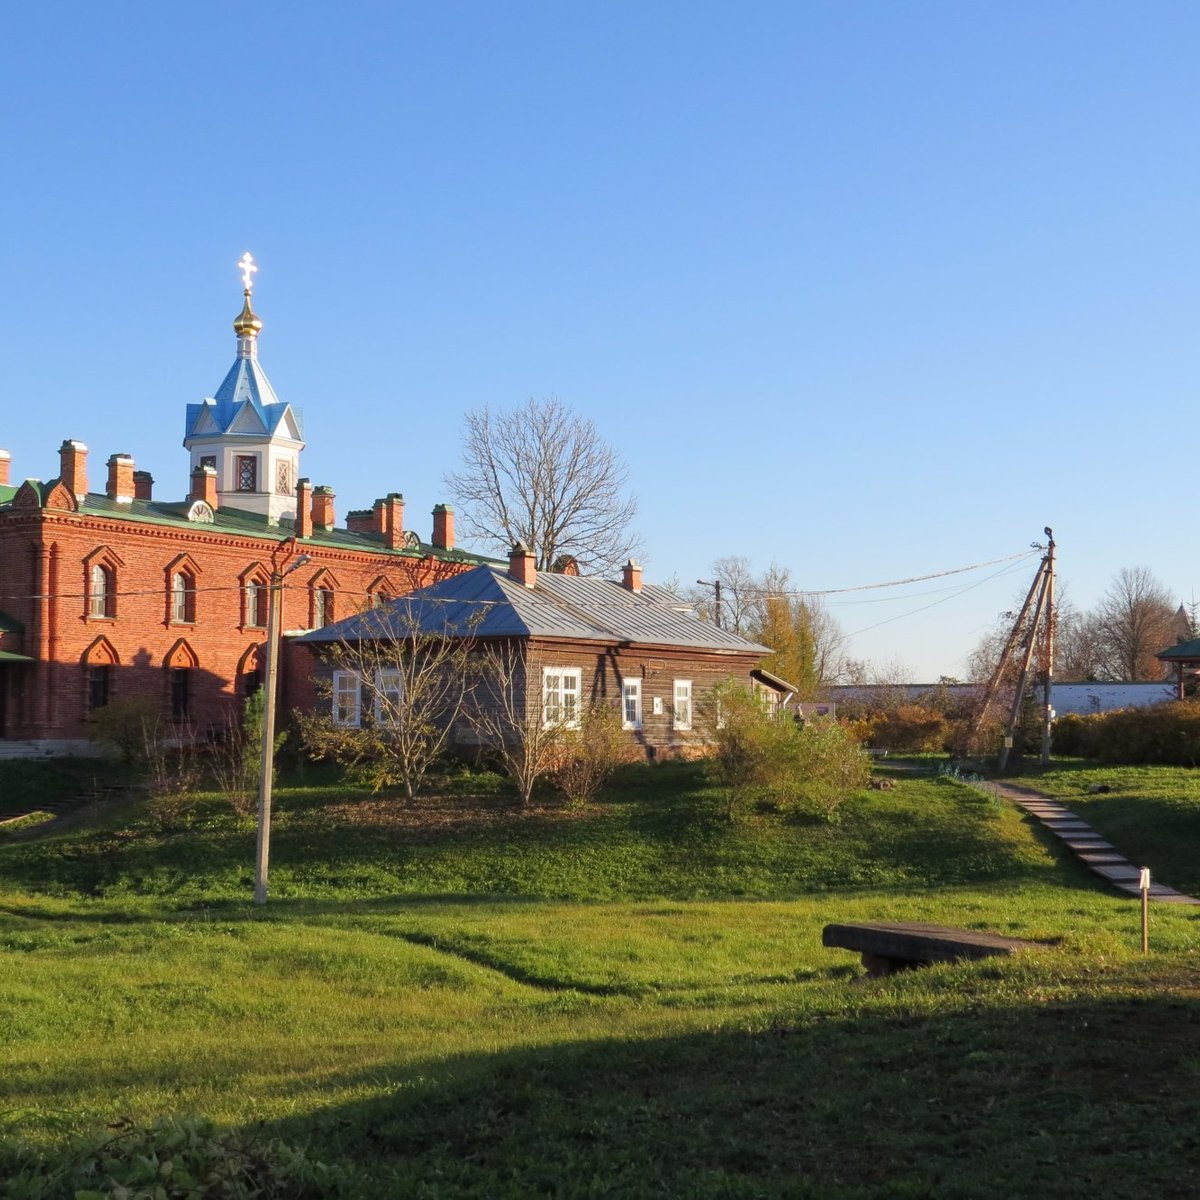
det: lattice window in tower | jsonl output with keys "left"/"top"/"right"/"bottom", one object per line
{"left": 276, "top": 459, "right": 292, "bottom": 495}
{"left": 236, "top": 455, "right": 257, "bottom": 492}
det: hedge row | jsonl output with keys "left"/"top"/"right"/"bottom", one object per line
{"left": 1053, "top": 698, "right": 1200, "bottom": 765}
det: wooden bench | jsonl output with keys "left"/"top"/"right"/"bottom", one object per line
{"left": 822, "top": 921, "right": 1043, "bottom": 977}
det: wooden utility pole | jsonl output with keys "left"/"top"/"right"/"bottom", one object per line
{"left": 696, "top": 578, "right": 723, "bottom": 629}
{"left": 998, "top": 562, "right": 1051, "bottom": 772}
{"left": 255, "top": 551, "right": 310, "bottom": 906}
{"left": 1040, "top": 529, "right": 1056, "bottom": 764}
{"left": 968, "top": 529, "right": 1058, "bottom": 768}
{"left": 254, "top": 569, "right": 283, "bottom": 906}
{"left": 971, "top": 557, "right": 1048, "bottom": 747}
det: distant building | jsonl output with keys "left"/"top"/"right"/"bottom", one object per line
{"left": 828, "top": 682, "right": 1175, "bottom": 716}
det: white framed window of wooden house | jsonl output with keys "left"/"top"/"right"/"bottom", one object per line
{"left": 673, "top": 679, "right": 693, "bottom": 731}
{"left": 332, "top": 670, "right": 361, "bottom": 728}
{"left": 542, "top": 666, "right": 582, "bottom": 728}
{"left": 622, "top": 677, "right": 642, "bottom": 730}
{"left": 373, "top": 668, "right": 403, "bottom": 726}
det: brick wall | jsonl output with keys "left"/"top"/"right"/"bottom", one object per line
{"left": 0, "top": 507, "right": 476, "bottom": 742}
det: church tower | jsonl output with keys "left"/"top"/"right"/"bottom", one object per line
{"left": 183, "top": 254, "right": 305, "bottom": 523}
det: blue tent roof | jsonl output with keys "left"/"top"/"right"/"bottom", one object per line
{"left": 184, "top": 354, "right": 303, "bottom": 440}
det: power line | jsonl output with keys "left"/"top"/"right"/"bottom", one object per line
{"left": 845, "top": 558, "right": 1035, "bottom": 638}
{"left": 710, "top": 548, "right": 1040, "bottom": 599}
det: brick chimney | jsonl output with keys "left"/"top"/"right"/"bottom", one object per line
{"left": 345, "top": 508, "right": 374, "bottom": 534}
{"left": 622, "top": 558, "right": 643, "bottom": 593}
{"left": 432, "top": 503, "right": 454, "bottom": 551}
{"left": 311, "top": 485, "right": 335, "bottom": 531}
{"left": 133, "top": 470, "right": 154, "bottom": 501}
{"left": 59, "top": 439, "right": 88, "bottom": 499}
{"left": 508, "top": 540, "right": 536, "bottom": 588}
{"left": 295, "top": 478, "right": 313, "bottom": 538}
{"left": 106, "top": 453, "right": 135, "bottom": 503}
{"left": 0, "top": 450, "right": 10, "bottom": 487}
{"left": 384, "top": 493, "right": 405, "bottom": 549}
{"left": 190, "top": 464, "right": 218, "bottom": 507}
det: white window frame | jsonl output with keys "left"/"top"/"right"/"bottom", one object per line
{"left": 170, "top": 571, "right": 193, "bottom": 624}
{"left": 89, "top": 563, "right": 110, "bottom": 619}
{"left": 673, "top": 679, "right": 693, "bottom": 731}
{"left": 332, "top": 670, "right": 362, "bottom": 728}
{"left": 622, "top": 677, "right": 642, "bottom": 730}
{"left": 373, "top": 667, "right": 404, "bottom": 726}
{"left": 542, "top": 666, "right": 582, "bottom": 729}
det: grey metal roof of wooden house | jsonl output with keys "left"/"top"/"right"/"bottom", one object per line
{"left": 297, "top": 564, "right": 770, "bottom": 654}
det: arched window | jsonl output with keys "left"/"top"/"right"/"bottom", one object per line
{"left": 83, "top": 548, "right": 122, "bottom": 620}
{"left": 244, "top": 577, "right": 268, "bottom": 628}
{"left": 165, "top": 640, "right": 198, "bottom": 722}
{"left": 314, "top": 587, "right": 334, "bottom": 627}
{"left": 308, "top": 570, "right": 339, "bottom": 630}
{"left": 171, "top": 571, "right": 195, "bottom": 624}
{"left": 81, "top": 636, "right": 119, "bottom": 714}
{"left": 89, "top": 564, "right": 113, "bottom": 619}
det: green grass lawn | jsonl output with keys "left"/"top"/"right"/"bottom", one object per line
{"left": 1, "top": 760, "right": 1199, "bottom": 1197}
{"left": 1004, "top": 759, "right": 1200, "bottom": 896}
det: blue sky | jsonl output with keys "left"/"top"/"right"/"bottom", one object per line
{"left": 2, "top": 2, "right": 1197, "bottom": 678}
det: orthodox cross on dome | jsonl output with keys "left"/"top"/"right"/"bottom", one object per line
{"left": 238, "top": 252, "right": 258, "bottom": 293}
{"left": 233, "top": 252, "right": 264, "bottom": 354}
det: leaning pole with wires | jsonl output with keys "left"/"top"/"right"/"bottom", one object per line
{"left": 1039, "top": 530, "right": 1056, "bottom": 764}
{"left": 970, "top": 528, "right": 1055, "bottom": 769}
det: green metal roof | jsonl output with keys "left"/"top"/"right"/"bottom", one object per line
{"left": 1157, "top": 639, "right": 1200, "bottom": 661}
{"left": 0, "top": 650, "right": 34, "bottom": 663}
{"left": 0, "top": 487, "right": 500, "bottom": 567}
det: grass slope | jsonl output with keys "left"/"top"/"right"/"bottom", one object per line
{"left": 1004, "top": 760, "right": 1200, "bottom": 896}
{"left": 1, "top": 761, "right": 1198, "bottom": 1197}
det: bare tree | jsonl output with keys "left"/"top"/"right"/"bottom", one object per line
{"left": 1053, "top": 601, "right": 1105, "bottom": 682}
{"left": 464, "top": 643, "right": 572, "bottom": 806}
{"left": 689, "top": 557, "right": 847, "bottom": 688}
{"left": 1091, "top": 567, "right": 1177, "bottom": 681}
{"left": 445, "top": 398, "right": 639, "bottom": 574}
{"left": 297, "top": 602, "right": 480, "bottom": 804}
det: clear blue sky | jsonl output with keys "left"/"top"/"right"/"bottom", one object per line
{"left": 2, "top": 2, "right": 1197, "bottom": 679}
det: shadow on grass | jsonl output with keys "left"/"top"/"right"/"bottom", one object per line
{"left": 253, "top": 987, "right": 1200, "bottom": 1199}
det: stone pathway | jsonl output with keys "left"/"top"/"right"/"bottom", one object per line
{"left": 989, "top": 780, "right": 1200, "bottom": 906}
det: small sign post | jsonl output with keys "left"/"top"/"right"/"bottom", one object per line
{"left": 1139, "top": 867, "right": 1151, "bottom": 954}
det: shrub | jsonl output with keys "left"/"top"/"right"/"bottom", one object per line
{"left": 86, "top": 697, "right": 160, "bottom": 763}
{"left": 1050, "top": 712, "right": 1102, "bottom": 757}
{"left": 550, "top": 701, "right": 634, "bottom": 805}
{"left": 868, "top": 704, "right": 949, "bottom": 753}
{"left": 706, "top": 683, "right": 870, "bottom": 820}
{"left": 210, "top": 691, "right": 286, "bottom": 817}
{"left": 786, "top": 716, "right": 872, "bottom": 819}
{"left": 1050, "top": 700, "right": 1200, "bottom": 765}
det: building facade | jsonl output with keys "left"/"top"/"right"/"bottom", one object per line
{"left": 0, "top": 270, "right": 493, "bottom": 753}
{"left": 299, "top": 545, "right": 787, "bottom": 760}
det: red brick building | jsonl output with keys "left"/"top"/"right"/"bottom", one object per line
{"left": 0, "top": 273, "right": 493, "bottom": 753}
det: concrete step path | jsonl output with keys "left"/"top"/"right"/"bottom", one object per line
{"left": 988, "top": 780, "right": 1200, "bottom": 906}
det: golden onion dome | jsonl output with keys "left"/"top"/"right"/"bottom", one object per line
{"left": 233, "top": 289, "right": 263, "bottom": 338}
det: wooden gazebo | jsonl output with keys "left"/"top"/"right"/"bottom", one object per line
{"left": 1156, "top": 639, "right": 1200, "bottom": 700}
